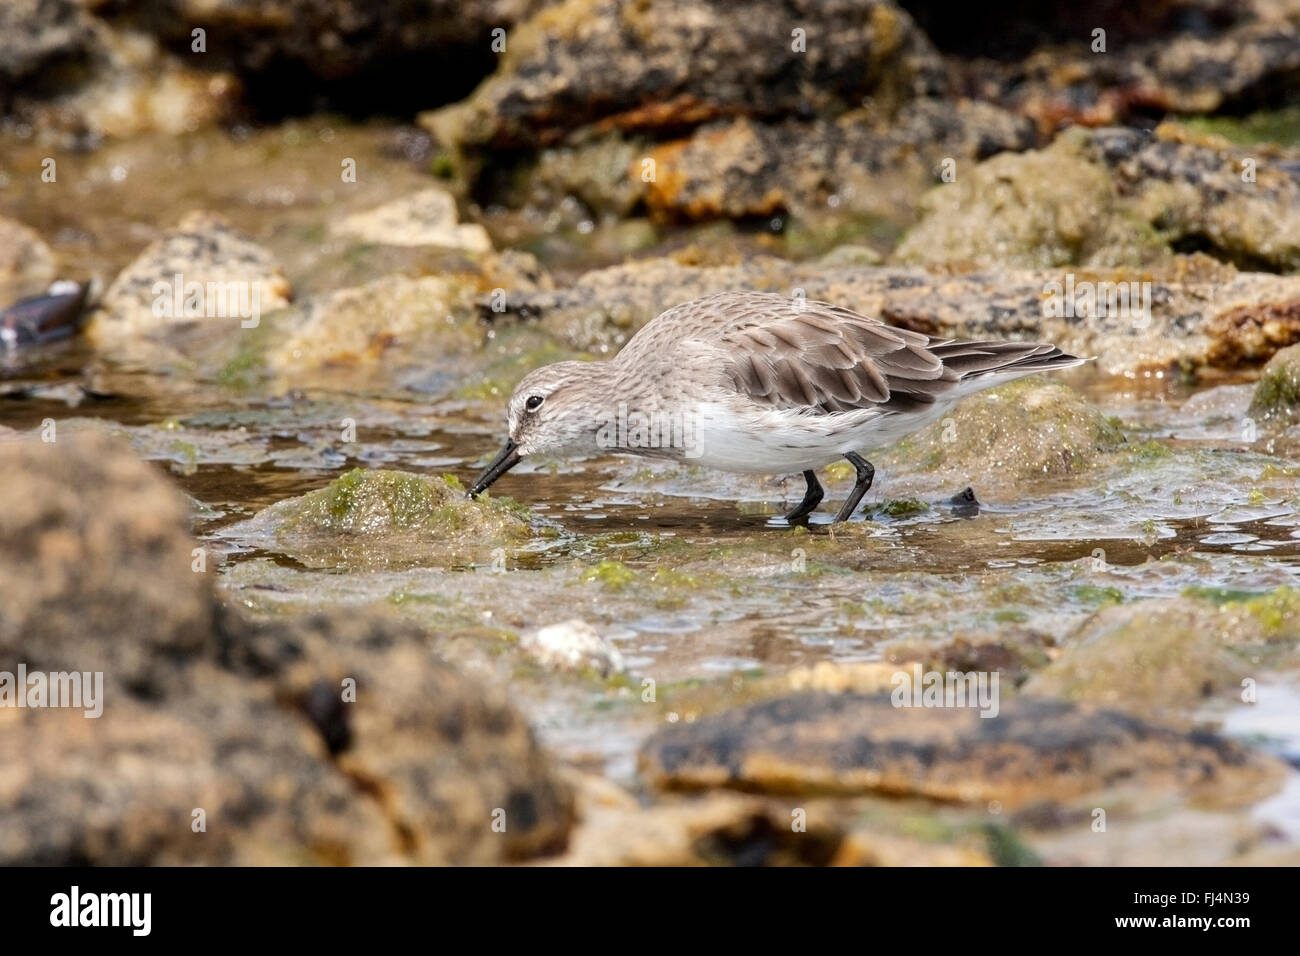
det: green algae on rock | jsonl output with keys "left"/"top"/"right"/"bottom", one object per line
{"left": 1248, "top": 343, "right": 1300, "bottom": 426}
{"left": 893, "top": 129, "right": 1168, "bottom": 270}
{"left": 895, "top": 124, "right": 1300, "bottom": 272}
{"left": 221, "top": 468, "right": 546, "bottom": 569}
{"left": 881, "top": 380, "right": 1127, "bottom": 499}
{"left": 1022, "top": 597, "right": 1254, "bottom": 715}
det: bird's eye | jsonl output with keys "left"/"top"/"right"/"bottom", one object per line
{"left": 524, "top": 395, "right": 544, "bottom": 412}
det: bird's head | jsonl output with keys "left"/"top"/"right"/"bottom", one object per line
{"left": 468, "top": 361, "right": 605, "bottom": 496}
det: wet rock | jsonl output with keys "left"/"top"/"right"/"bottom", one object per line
{"left": 269, "top": 274, "right": 477, "bottom": 374}
{"left": 220, "top": 467, "right": 545, "bottom": 570}
{"left": 522, "top": 620, "right": 625, "bottom": 676}
{"left": 330, "top": 188, "right": 492, "bottom": 253}
{"left": 498, "top": 252, "right": 1300, "bottom": 374}
{"left": 424, "top": 0, "right": 946, "bottom": 152}
{"left": 1248, "top": 343, "right": 1300, "bottom": 427}
{"left": 0, "top": 429, "right": 213, "bottom": 698}
{"left": 0, "top": 216, "right": 56, "bottom": 293}
{"left": 90, "top": 211, "right": 292, "bottom": 342}
{"left": 640, "top": 692, "right": 1284, "bottom": 808}
{"left": 881, "top": 380, "right": 1127, "bottom": 498}
{"left": 1022, "top": 598, "right": 1252, "bottom": 715}
{"left": 896, "top": 125, "right": 1300, "bottom": 271}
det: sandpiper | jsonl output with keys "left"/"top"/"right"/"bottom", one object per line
{"left": 470, "top": 291, "right": 1084, "bottom": 523}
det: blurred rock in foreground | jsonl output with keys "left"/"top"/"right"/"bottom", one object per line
{"left": 0, "top": 430, "right": 574, "bottom": 864}
{"left": 640, "top": 691, "right": 1285, "bottom": 809}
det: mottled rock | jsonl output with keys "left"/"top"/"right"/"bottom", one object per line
{"left": 0, "top": 429, "right": 213, "bottom": 698}
{"left": 550, "top": 775, "right": 844, "bottom": 866}
{"left": 640, "top": 692, "right": 1284, "bottom": 808}
{"left": 0, "top": 604, "right": 578, "bottom": 865}
{"left": 220, "top": 467, "right": 545, "bottom": 570}
{"left": 522, "top": 620, "right": 625, "bottom": 676}
{"left": 0, "top": 664, "right": 397, "bottom": 865}
{"left": 881, "top": 380, "right": 1127, "bottom": 496}
{"left": 1248, "top": 342, "right": 1300, "bottom": 426}
{"left": 216, "top": 608, "right": 577, "bottom": 864}
{"left": 1023, "top": 598, "right": 1252, "bottom": 715}
{"left": 0, "top": 433, "right": 574, "bottom": 864}
{"left": 1099, "top": 124, "right": 1300, "bottom": 272}
{"left": 493, "top": 252, "right": 1300, "bottom": 374}
{"left": 425, "top": 0, "right": 946, "bottom": 151}
{"left": 269, "top": 274, "right": 477, "bottom": 373}
{"left": 331, "top": 188, "right": 492, "bottom": 252}
{"left": 132, "top": 0, "right": 546, "bottom": 81}
{"left": 897, "top": 125, "right": 1300, "bottom": 272}
{"left": 894, "top": 130, "right": 1167, "bottom": 269}
{"left": 0, "top": 216, "right": 56, "bottom": 299}
{"left": 91, "top": 211, "right": 291, "bottom": 342}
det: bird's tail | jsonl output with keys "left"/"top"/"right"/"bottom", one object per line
{"left": 931, "top": 340, "right": 1087, "bottom": 396}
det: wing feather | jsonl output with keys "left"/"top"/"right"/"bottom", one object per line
{"left": 717, "top": 296, "right": 958, "bottom": 414}
{"left": 636, "top": 292, "right": 1081, "bottom": 417}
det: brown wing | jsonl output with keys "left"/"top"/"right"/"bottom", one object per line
{"left": 716, "top": 296, "right": 1078, "bottom": 415}
{"left": 718, "top": 299, "right": 958, "bottom": 415}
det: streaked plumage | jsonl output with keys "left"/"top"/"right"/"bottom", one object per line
{"left": 471, "top": 291, "right": 1084, "bottom": 522}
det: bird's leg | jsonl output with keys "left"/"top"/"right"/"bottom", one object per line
{"left": 782, "top": 470, "right": 824, "bottom": 523}
{"left": 832, "top": 452, "right": 875, "bottom": 523}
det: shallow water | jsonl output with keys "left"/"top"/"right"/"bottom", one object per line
{"left": 6, "top": 339, "right": 1300, "bottom": 780}
{"left": 5, "top": 117, "right": 1300, "bottom": 864}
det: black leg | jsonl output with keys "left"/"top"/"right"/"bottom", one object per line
{"left": 782, "top": 470, "right": 824, "bottom": 522}
{"left": 832, "top": 452, "right": 875, "bottom": 523}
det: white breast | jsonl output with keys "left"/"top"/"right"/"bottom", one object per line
{"left": 683, "top": 399, "right": 954, "bottom": 474}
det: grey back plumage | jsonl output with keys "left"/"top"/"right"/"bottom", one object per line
{"left": 620, "top": 291, "right": 1081, "bottom": 416}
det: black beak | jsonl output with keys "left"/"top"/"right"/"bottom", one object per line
{"left": 468, "top": 439, "right": 521, "bottom": 497}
